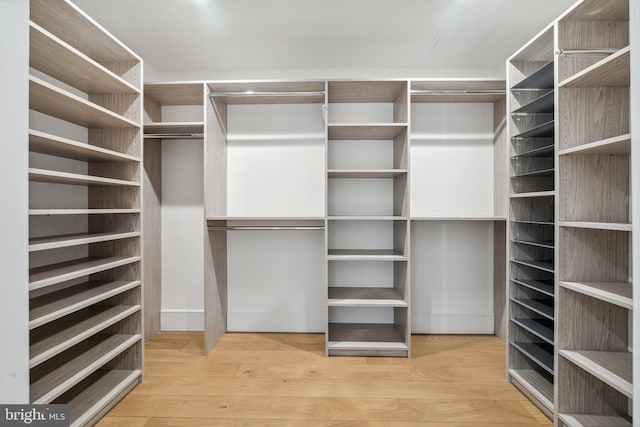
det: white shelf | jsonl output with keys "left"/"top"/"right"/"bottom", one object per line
{"left": 328, "top": 249, "right": 407, "bottom": 261}
{"left": 29, "top": 280, "right": 141, "bottom": 329}
{"left": 30, "top": 209, "right": 141, "bottom": 216}
{"left": 328, "top": 323, "right": 408, "bottom": 351}
{"left": 559, "top": 350, "right": 632, "bottom": 398}
{"left": 510, "top": 191, "right": 555, "bottom": 199}
{"left": 29, "top": 22, "right": 139, "bottom": 95}
{"left": 328, "top": 169, "right": 408, "bottom": 178}
{"left": 328, "top": 123, "right": 408, "bottom": 140}
{"left": 560, "top": 281, "right": 632, "bottom": 310}
{"left": 328, "top": 287, "right": 407, "bottom": 307}
{"left": 30, "top": 305, "right": 140, "bottom": 367}
{"left": 558, "top": 414, "right": 632, "bottom": 427}
{"left": 29, "top": 76, "right": 139, "bottom": 129}
{"left": 29, "top": 130, "right": 139, "bottom": 162}
{"left": 29, "top": 168, "right": 139, "bottom": 187}
{"left": 29, "top": 256, "right": 140, "bottom": 291}
{"left": 29, "top": 231, "right": 140, "bottom": 252}
{"left": 30, "top": 334, "right": 141, "bottom": 404}
{"left": 558, "top": 222, "right": 632, "bottom": 232}
{"left": 68, "top": 369, "right": 141, "bottom": 427}
{"left": 559, "top": 46, "right": 630, "bottom": 88}
{"left": 559, "top": 134, "right": 631, "bottom": 156}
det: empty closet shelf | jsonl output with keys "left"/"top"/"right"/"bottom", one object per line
{"left": 511, "top": 298, "right": 554, "bottom": 320}
{"left": 559, "top": 134, "right": 631, "bottom": 156}
{"left": 327, "top": 124, "right": 407, "bottom": 140}
{"left": 558, "top": 222, "right": 632, "bottom": 232}
{"left": 328, "top": 287, "right": 407, "bottom": 307}
{"left": 510, "top": 258, "right": 554, "bottom": 273}
{"left": 30, "top": 334, "right": 141, "bottom": 404}
{"left": 512, "top": 279, "right": 554, "bottom": 297}
{"left": 511, "top": 342, "right": 554, "bottom": 375}
{"left": 511, "top": 318, "right": 554, "bottom": 344}
{"left": 511, "top": 144, "right": 554, "bottom": 158}
{"left": 559, "top": 46, "right": 630, "bottom": 88}
{"left": 29, "top": 231, "right": 140, "bottom": 252}
{"left": 328, "top": 169, "right": 408, "bottom": 178}
{"left": 29, "top": 209, "right": 141, "bottom": 216}
{"left": 559, "top": 350, "right": 632, "bottom": 398}
{"left": 557, "top": 414, "right": 632, "bottom": 427}
{"left": 29, "top": 130, "right": 139, "bottom": 162}
{"left": 144, "top": 122, "right": 204, "bottom": 136}
{"left": 511, "top": 168, "right": 554, "bottom": 178}
{"left": 512, "top": 61, "right": 554, "bottom": 89}
{"left": 508, "top": 369, "right": 554, "bottom": 409}
{"left": 327, "top": 249, "right": 407, "bottom": 261}
{"left": 511, "top": 239, "right": 554, "bottom": 249}
{"left": 510, "top": 191, "right": 555, "bottom": 199}
{"left": 512, "top": 90, "right": 554, "bottom": 114}
{"left": 559, "top": 281, "right": 632, "bottom": 310}
{"left": 29, "top": 168, "right": 140, "bottom": 187}
{"left": 328, "top": 323, "right": 408, "bottom": 350}
{"left": 30, "top": 305, "right": 141, "bottom": 368}
{"left": 512, "top": 219, "right": 554, "bottom": 226}
{"left": 512, "top": 121, "right": 554, "bottom": 139}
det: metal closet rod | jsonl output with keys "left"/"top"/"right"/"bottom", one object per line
{"left": 557, "top": 48, "right": 619, "bottom": 56}
{"left": 209, "top": 90, "right": 325, "bottom": 97}
{"left": 208, "top": 226, "right": 325, "bottom": 231}
{"left": 410, "top": 89, "right": 505, "bottom": 95}
{"left": 144, "top": 133, "right": 204, "bottom": 139}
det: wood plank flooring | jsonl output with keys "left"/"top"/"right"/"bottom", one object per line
{"left": 97, "top": 332, "right": 551, "bottom": 426}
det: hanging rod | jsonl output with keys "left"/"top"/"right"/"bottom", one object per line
{"left": 208, "top": 226, "right": 325, "bottom": 231}
{"left": 144, "top": 133, "right": 204, "bottom": 139}
{"left": 557, "top": 48, "right": 619, "bottom": 57}
{"left": 209, "top": 90, "right": 325, "bottom": 98}
{"left": 410, "top": 89, "right": 505, "bottom": 95}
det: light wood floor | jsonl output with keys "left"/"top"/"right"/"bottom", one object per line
{"left": 97, "top": 332, "right": 552, "bottom": 426}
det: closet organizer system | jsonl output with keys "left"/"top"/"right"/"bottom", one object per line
{"left": 506, "top": 0, "right": 636, "bottom": 424}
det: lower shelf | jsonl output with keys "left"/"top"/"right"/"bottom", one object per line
{"left": 509, "top": 369, "right": 554, "bottom": 412}
{"left": 328, "top": 323, "right": 408, "bottom": 357}
{"left": 511, "top": 341, "right": 554, "bottom": 375}
{"left": 328, "top": 287, "right": 407, "bottom": 307}
{"left": 328, "top": 249, "right": 407, "bottom": 261}
{"left": 558, "top": 413, "right": 632, "bottom": 427}
{"left": 559, "top": 350, "right": 632, "bottom": 398}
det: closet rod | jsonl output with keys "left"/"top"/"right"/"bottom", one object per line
{"left": 410, "top": 89, "right": 505, "bottom": 95}
{"left": 208, "top": 226, "right": 325, "bottom": 231}
{"left": 209, "top": 90, "right": 325, "bottom": 98}
{"left": 144, "top": 133, "right": 204, "bottom": 139}
{"left": 556, "top": 48, "right": 619, "bottom": 56}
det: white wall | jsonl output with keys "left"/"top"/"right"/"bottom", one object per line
{"left": 0, "top": 0, "right": 29, "bottom": 403}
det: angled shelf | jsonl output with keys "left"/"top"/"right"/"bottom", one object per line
{"left": 512, "top": 239, "right": 554, "bottom": 249}
{"left": 511, "top": 258, "right": 554, "bottom": 273}
{"left": 512, "top": 279, "right": 554, "bottom": 297}
{"left": 328, "top": 124, "right": 408, "bottom": 140}
{"left": 559, "top": 46, "right": 630, "bottom": 88}
{"left": 508, "top": 369, "right": 554, "bottom": 411}
{"left": 327, "top": 249, "right": 407, "bottom": 261}
{"left": 29, "top": 130, "right": 139, "bottom": 162}
{"left": 559, "top": 134, "right": 631, "bottom": 156}
{"left": 559, "top": 350, "right": 632, "bottom": 398}
{"left": 513, "top": 90, "right": 554, "bottom": 114}
{"left": 511, "top": 297, "right": 554, "bottom": 320}
{"left": 512, "top": 61, "right": 554, "bottom": 89}
{"left": 557, "top": 414, "right": 632, "bottom": 427}
{"left": 327, "top": 169, "right": 408, "bottom": 178}
{"left": 29, "top": 232, "right": 140, "bottom": 252}
{"left": 512, "top": 120, "right": 554, "bottom": 139}
{"left": 510, "top": 191, "right": 555, "bottom": 199}
{"left": 511, "top": 168, "right": 554, "bottom": 178}
{"left": 328, "top": 287, "right": 406, "bottom": 307}
{"left": 511, "top": 341, "right": 554, "bottom": 375}
{"left": 511, "top": 318, "right": 554, "bottom": 344}
{"left": 511, "top": 144, "right": 554, "bottom": 158}
{"left": 29, "top": 168, "right": 140, "bottom": 187}
{"left": 559, "top": 281, "right": 632, "bottom": 310}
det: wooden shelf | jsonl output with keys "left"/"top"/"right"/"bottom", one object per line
{"left": 511, "top": 318, "right": 554, "bottom": 344}
{"left": 29, "top": 23, "right": 139, "bottom": 95}
{"left": 144, "top": 82, "right": 204, "bottom": 105}
{"left": 512, "top": 120, "right": 554, "bottom": 139}
{"left": 512, "top": 239, "right": 554, "bottom": 249}
{"left": 328, "top": 323, "right": 408, "bottom": 351}
{"left": 558, "top": 222, "right": 632, "bottom": 232}
{"left": 511, "top": 258, "right": 554, "bottom": 273}
{"left": 512, "top": 168, "right": 554, "bottom": 178}
{"left": 328, "top": 124, "right": 407, "bottom": 140}
{"left": 208, "top": 81, "right": 325, "bottom": 104}
{"left": 328, "top": 169, "right": 407, "bottom": 178}
{"left": 513, "top": 90, "right": 554, "bottom": 114}
{"left": 511, "top": 297, "right": 554, "bottom": 320}
{"left": 29, "top": 130, "right": 139, "bottom": 162}
{"left": 508, "top": 369, "right": 554, "bottom": 411}
{"left": 328, "top": 287, "right": 406, "bottom": 307}
{"left": 67, "top": 369, "right": 141, "bottom": 427}
{"left": 411, "top": 80, "right": 505, "bottom": 103}
{"left": 560, "top": 0, "right": 629, "bottom": 21}
{"left": 30, "top": 334, "right": 141, "bottom": 404}
{"left": 30, "top": 305, "right": 140, "bottom": 368}
{"left": 559, "top": 134, "right": 631, "bottom": 156}
{"left": 29, "top": 168, "right": 139, "bottom": 188}
{"left": 511, "top": 191, "right": 555, "bottom": 199}
{"left": 511, "top": 144, "right": 554, "bottom": 158}
{"left": 328, "top": 81, "right": 406, "bottom": 103}
{"left": 559, "top": 350, "right": 632, "bottom": 398}
{"left": 30, "top": 280, "right": 141, "bottom": 329}
{"left": 29, "top": 256, "right": 140, "bottom": 291}
{"left": 29, "top": 76, "right": 139, "bottom": 129}
{"left": 512, "top": 279, "right": 554, "bottom": 297}
{"left": 558, "top": 414, "right": 632, "bottom": 427}
{"left": 328, "top": 216, "right": 407, "bottom": 221}
{"left": 513, "top": 61, "right": 554, "bottom": 90}
{"left": 328, "top": 249, "right": 407, "bottom": 261}
{"left": 559, "top": 281, "right": 632, "bottom": 310}
{"left": 144, "top": 122, "right": 204, "bottom": 135}
{"left": 30, "top": 209, "right": 141, "bottom": 216}
{"left": 559, "top": 47, "right": 630, "bottom": 88}
{"left": 30, "top": 231, "right": 140, "bottom": 252}
{"left": 512, "top": 220, "right": 554, "bottom": 226}
{"left": 511, "top": 341, "right": 554, "bottom": 375}
{"left": 412, "top": 216, "right": 507, "bottom": 221}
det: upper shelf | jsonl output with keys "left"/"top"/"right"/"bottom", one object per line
{"left": 29, "top": 130, "right": 139, "bottom": 162}
{"left": 560, "top": 0, "right": 628, "bottom": 21}
{"left": 512, "top": 91, "right": 554, "bottom": 114}
{"left": 144, "top": 122, "right": 205, "bottom": 136}
{"left": 30, "top": 23, "right": 139, "bottom": 95}
{"left": 559, "top": 134, "right": 631, "bottom": 156}
{"left": 328, "top": 81, "right": 406, "bottom": 103}
{"left": 560, "top": 47, "right": 630, "bottom": 88}
{"left": 29, "top": 168, "right": 140, "bottom": 187}
{"left": 145, "top": 82, "right": 204, "bottom": 106}
{"left": 410, "top": 80, "right": 505, "bottom": 103}
{"left": 512, "top": 120, "right": 554, "bottom": 139}
{"left": 328, "top": 124, "right": 407, "bottom": 140}
{"left": 208, "top": 81, "right": 325, "bottom": 104}
{"left": 29, "top": 76, "right": 140, "bottom": 129}
{"left": 512, "top": 62, "right": 554, "bottom": 90}
{"left": 328, "top": 169, "right": 407, "bottom": 178}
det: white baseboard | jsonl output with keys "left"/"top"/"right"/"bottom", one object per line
{"left": 227, "top": 311, "right": 325, "bottom": 333}
{"left": 412, "top": 312, "right": 494, "bottom": 334}
{"left": 161, "top": 309, "right": 204, "bottom": 331}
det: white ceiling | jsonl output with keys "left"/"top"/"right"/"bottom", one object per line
{"left": 73, "top": 0, "right": 574, "bottom": 76}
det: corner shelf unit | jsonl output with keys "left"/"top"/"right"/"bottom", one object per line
{"left": 326, "top": 81, "right": 410, "bottom": 357}
{"left": 27, "top": 0, "right": 143, "bottom": 424}
{"left": 506, "top": 24, "right": 557, "bottom": 416}
{"left": 556, "top": 0, "right": 633, "bottom": 425}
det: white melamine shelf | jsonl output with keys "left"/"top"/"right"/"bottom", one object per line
{"left": 328, "top": 287, "right": 407, "bottom": 307}
{"left": 559, "top": 350, "right": 632, "bottom": 398}
{"left": 29, "top": 23, "right": 139, "bottom": 95}
{"left": 328, "top": 249, "right": 407, "bottom": 261}
{"left": 559, "top": 46, "right": 630, "bottom": 88}
{"left": 411, "top": 216, "right": 507, "bottom": 221}
{"left": 328, "top": 323, "right": 408, "bottom": 351}
{"left": 557, "top": 414, "right": 632, "bottom": 427}
{"left": 328, "top": 216, "right": 407, "bottom": 221}
{"left": 144, "top": 122, "right": 204, "bottom": 135}
{"left": 558, "top": 222, "right": 632, "bottom": 232}
{"left": 29, "top": 231, "right": 140, "bottom": 252}
{"left": 29, "top": 256, "right": 141, "bottom": 291}
{"left": 29, "top": 76, "right": 139, "bottom": 129}
{"left": 327, "top": 124, "right": 408, "bottom": 140}
{"left": 30, "top": 209, "right": 141, "bottom": 216}
{"left": 29, "top": 168, "right": 139, "bottom": 188}
{"left": 30, "top": 305, "right": 140, "bottom": 368}
{"left": 29, "top": 130, "right": 139, "bottom": 162}
{"left": 508, "top": 369, "right": 554, "bottom": 411}
{"left": 328, "top": 169, "right": 408, "bottom": 178}
{"left": 30, "top": 334, "right": 141, "bottom": 404}
{"left": 560, "top": 281, "right": 632, "bottom": 310}
{"left": 68, "top": 369, "right": 141, "bottom": 427}
{"left": 29, "top": 280, "right": 141, "bottom": 329}
{"left": 559, "top": 134, "right": 631, "bottom": 156}
{"left": 510, "top": 191, "right": 555, "bottom": 199}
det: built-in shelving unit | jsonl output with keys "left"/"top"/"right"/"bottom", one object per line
{"left": 27, "top": 0, "right": 143, "bottom": 424}
{"left": 555, "top": 0, "right": 633, "bottom": 425}
{"left": 506, "top": 23, "right": 556, "bottom": 416}
{"left": 326, "top": 81, "right": 410, "bottom": 357}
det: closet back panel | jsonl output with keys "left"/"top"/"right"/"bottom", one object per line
{"left": 226, "top": 104, "right": 325, "bottom": 217}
